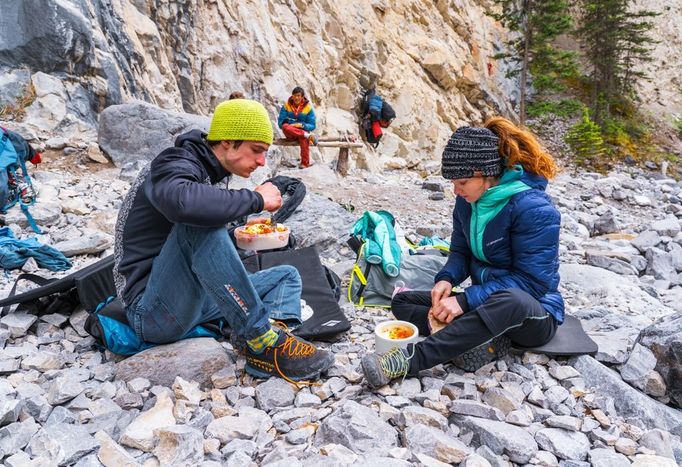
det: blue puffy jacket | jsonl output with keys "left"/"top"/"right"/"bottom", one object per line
{"left": 435, "top": 171, "right": 564, "bottom": 324}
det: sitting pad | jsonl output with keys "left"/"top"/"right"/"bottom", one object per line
{"left": 257, "top": 246, "right": 350, "bottom": 341}
{"left": 513, "top": 315, "right": 598, "bottom": 356}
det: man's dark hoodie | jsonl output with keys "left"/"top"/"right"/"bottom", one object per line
{"left": 113, "top": 130, "right": 264, "bottom": 308}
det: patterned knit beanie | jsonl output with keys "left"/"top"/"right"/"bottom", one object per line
{"left": 441, "top": 127, "right": 502, "bottom": 179}
{"left": 207, "top": 99, "right": 273, "bottom": 145}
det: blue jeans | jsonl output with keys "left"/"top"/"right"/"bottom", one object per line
{"left": 126, "top": 224, "right": 302, "bottom": 344}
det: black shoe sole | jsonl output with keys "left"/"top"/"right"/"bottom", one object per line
{"left": 245, "top": 351, "right": 334, "bottom": 381}
{"left": 453, "top": 335, "right": 512, "bottom": 372}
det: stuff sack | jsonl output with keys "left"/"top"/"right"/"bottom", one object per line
{"left": 348, "top": 240, "right": 447, "bottom": 308}
{"left": 85, "top": 298, "right": 222, "bottom": 356}
{"left": 0, "top": 128, "right": 42, "bottom": 233}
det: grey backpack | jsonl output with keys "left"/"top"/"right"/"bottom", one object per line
{"left": 347, "top": 241, "right": 447, "bottom": 308}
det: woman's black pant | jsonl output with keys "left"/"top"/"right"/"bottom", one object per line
{"left": 391, "top": 288, "right": 558, "bottom": 375}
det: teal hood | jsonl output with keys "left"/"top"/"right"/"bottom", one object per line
{"left": 470, "top": 166, "right": 530, "bottom": 262}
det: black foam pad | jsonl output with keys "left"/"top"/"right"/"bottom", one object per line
{"left": 514, "top": 315, "right": 598, "bottom": 356}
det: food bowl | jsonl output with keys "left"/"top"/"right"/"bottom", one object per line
{"left": 234, "top": 217, "right": 290, "bottom": 251}
{"left": 374, "top": 320, "right": 419, "bottom": 355}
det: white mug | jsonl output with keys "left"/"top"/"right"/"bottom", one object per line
{"left": 374, "top": 320, "right": 419, "bottom": 355}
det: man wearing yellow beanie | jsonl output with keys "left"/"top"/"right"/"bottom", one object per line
{"left": 114, "top": 99, "right": 333, "bottom": 382}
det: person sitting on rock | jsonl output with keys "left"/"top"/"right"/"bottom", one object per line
{"left": 277, "top": 86, "right": 318, "bottom": 169}
{"left": 361, "top": 117, "right": 563, "bottom": 388}
{"left": 113, "top": 99, "right": 334, "bottom": 383}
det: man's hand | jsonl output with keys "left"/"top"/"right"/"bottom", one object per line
{"left": 430, "top": 296, "right": 463, "bottom": 324}
{"left": 254, "top": 182, "right": 282, "bottom": 212}
{"left": 431, "top": 280, "right": 453, "bottom": 309}
{"left": 292, "top": 123, "right": 303, "bottom": 128}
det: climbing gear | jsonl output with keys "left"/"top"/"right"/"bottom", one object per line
{"left": 0, "top": 128, "right": 42, "bottom": 233}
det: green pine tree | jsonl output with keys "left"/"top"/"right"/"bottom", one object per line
{"left": 565, "top": 106, "right": 607, "bottom": 162}
{"left": 489, "top": 0, "right": 574, "bottom": 124}
{"left": 577, "top": 0, "right": 659, "bottom": 122}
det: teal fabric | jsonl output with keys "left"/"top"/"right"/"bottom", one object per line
{"left": 98, "top": 314, "right": 217, "bottom": 356}
{"left": 418, "top": 236, "right": 450, "bottom": 249}
{"left": 352, "top": 210, "right": 401, "bottom": 277}
{"left": 0, "top": 227, "right": 71, "bottom": 271}
{"left": 470, "top": 166, "right": 531, "bottom": 262}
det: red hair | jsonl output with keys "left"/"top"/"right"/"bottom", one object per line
{"left": 484, "top": 117, "right": 558, "bottom": 179}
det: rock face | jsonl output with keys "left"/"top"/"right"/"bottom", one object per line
{"left": 0, "top": 1, "right": 95, "bottom": 75}
{"left": 633, "top": 0, "right": 682, "bottom": 118}
{"left": 0, "top": 0, "right": 518, "bottom": 168}
{"left": 637, "top": 311, "right": 682, "bottom": 407}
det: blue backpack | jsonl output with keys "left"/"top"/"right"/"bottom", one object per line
{"left": 0, "top": 128, "right": 42, "bottom": 233}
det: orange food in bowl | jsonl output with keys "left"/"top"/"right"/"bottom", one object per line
{"left": 380, "top": 325, "right": 414, "bottom": 340}
{"left": 234, "top": 221, "right": 290, "bottom": 251}
{"left": 241, "top": 223, "right": 288, "bottom": 235}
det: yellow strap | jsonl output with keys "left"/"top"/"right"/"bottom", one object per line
{"left": 352, "top": 264, "right": 368, "bottom": 285}
{"left": 405, "top": 238, "right": 418, "bottom": 249}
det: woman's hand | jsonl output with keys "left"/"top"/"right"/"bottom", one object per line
{"left": 430, "top": 296, "right": 463, "bottom": 324}
{"left": 431, "top": 280, "right": 453, "bottom": 308}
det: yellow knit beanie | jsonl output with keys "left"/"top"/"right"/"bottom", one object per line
{"left": 207, "top": 99, "right": 273, "bottom": 145}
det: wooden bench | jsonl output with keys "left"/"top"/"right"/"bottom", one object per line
{"left": 273, "top": 135, "right": 364, "bottom": 176}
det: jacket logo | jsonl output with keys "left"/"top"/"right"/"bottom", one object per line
{"left": 486, "top": 237, "right": 504, "bottom": 247}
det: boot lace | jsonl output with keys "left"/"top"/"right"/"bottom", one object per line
{"left": 379, "top": 346, "right": 414, "bottom": 380}
{"left": 267, "top": 325, "right": 322, "bottom": 388}
{"left": 278, "top": 334, "right": 316, "bottom": 358}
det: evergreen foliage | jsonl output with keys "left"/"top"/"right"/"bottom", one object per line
{"left": 489, "top": 0, "right": 574, "bottom": 124}
{"left": 577, "top": 0, "right": 659, "bottom": 123}
{"left": 565, "top": 107, "right": 606, "bottom": 163}
{"left": 527, "top": 99, "right": 582, "bottom": 119}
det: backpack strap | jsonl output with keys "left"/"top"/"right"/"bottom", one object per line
{"left": 0, "top": 273, "right": 56, "bottom": 316}
{"left": 347, "top": 241, "right": 374, "bottom": 307}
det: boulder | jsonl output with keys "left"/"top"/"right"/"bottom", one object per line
{"left": 285, "top": 193, "right": 356, "bottom": 261}
{"left": 637, "top": 311, "right": 682, "bottom": 408}
{"left": 314, "top": 400, "right": 398, "bottom": 455}
{"left": 115, "top": 338, "right": 231, "bottom": 388}
{"left": 560, "top": 264, "right": 672, "bottom": 319}
{"left": 571, "top": 356, "right": 682, "bottom": 436}
{"left": 98, "top": 101, "right": 210, "bottom": 167}
{"left": 0, "top": 1, "right": 95, "bottom": 74}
